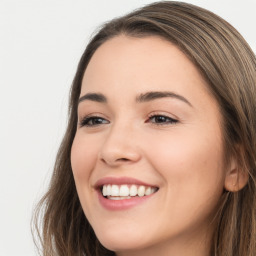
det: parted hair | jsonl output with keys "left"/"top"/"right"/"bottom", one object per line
{"left": 32, "top": 1, "right": 256, "bottom": 255}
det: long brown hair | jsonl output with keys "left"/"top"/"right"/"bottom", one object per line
{"left": 32, "top": 1, "right": 256, "bottom": 255}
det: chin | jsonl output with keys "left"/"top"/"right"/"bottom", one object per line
{"left": 95, "top": 228, "right": 150, "bottom": 252}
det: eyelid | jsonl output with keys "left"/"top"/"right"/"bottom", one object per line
{"left": 146, "top": 111, "right": 179, "bottom": 125}
{"left": 78, "top": 113, "right": 110, "bottom": 128}
{"left": 147, "top": 111, "right": 178, "bottom": 119}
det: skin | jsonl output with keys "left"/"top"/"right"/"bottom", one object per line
{"left": 71, "top": 36, "right": 238, "bottom": 256}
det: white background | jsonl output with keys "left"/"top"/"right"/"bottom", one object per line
{"left": 0, "top": 0, "right": 255, "bottom": 255}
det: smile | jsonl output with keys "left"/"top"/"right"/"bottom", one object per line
{"left": 95, "top": 177, "right": 159, "bottom": 210}
{"left": 102, "top": 184, "right": 158, "bottom": 199}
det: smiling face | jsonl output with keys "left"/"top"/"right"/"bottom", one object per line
{"left": 71, "top": 36, "right": 231, "bottom": 256}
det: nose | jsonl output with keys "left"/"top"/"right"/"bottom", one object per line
{"left": 99, "top": 123, "right": 141, "bottom": 167}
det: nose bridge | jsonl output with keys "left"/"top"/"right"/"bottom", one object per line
{"left": 99, "top": 117, "right": 141, "bottom": 166}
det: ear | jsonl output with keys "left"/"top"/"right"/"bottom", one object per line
{"left": 224, "top": 155, "right": 249, "bottom": 192}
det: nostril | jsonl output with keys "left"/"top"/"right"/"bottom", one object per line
{"left": 100, "top": 157, "right": 129, "bottom": 165}
{"left": 117, "top": 158, "right": 129, "bottom": 162}
{"left": 100, "top": 158, "right": 107, "bottom": 164}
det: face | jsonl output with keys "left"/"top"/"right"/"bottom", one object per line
{"left": 71, "top": 36, "right": 228, "bottom": 255}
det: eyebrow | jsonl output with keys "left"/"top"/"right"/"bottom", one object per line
{"left": 78, "top": 91, "right": 192, "bottom": 107}
{"left": 136, "top": 91, "right": 192, "bottom": 107}
{"left": 78, "top": 93, "right": 107, "bottom": 103}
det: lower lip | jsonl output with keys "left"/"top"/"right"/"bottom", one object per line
{"left": 97, "top": 190, "right": 156, "bottom": 211}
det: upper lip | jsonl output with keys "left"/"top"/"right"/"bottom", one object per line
{"left": 94, "top": 176, "right": 158, "bottom": 189}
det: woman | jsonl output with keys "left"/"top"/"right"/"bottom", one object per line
{"left": 33, "top": 1, "right": 256, "bottom": 255}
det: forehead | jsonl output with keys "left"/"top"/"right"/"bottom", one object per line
{"left": 81, "top": 35, "right": 215, "bottom": 108}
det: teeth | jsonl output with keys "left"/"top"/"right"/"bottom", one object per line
{"left": 138, "top": 186, "right": 145, "bottom": 197}
{"left": 120, "top": 185, "right": 130, "bottom": 196}
{"left": 102, "top": 185, "right": 107, "bottom": 196}
{"left": 101, "top": 184, "right": 157, "bottom": 198}
{"left": 107, "top": 184, "right": 112, "bottom": 196}
{"left": 152, "top": 187, "right": 157, "bottom": 193}
{"left": 130, "top": 185, "right": 137, "bottom": 196}
{"left": 108, "top": 196, "right": 131, "bottom": 200}
{"left": 111, "top": 185, "right": 119, "bottom": 196}
{"left": 145, "top": 187, "right": 152, "bottom": 196}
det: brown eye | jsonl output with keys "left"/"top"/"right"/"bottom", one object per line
{"left": 80, "top": 116, "right": 109, "bottom": 127}
{"left": 148, "top": 115, "right": 178, "bottom": 125}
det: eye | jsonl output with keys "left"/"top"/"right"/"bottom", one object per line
{"left": 79, "top": 116, "right": 109, "bottom": 127}
{"left": 147, "top": 114, "right": 178, "bottom": 125}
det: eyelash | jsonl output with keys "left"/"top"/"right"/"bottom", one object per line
{"left": 79, "top": 115, "right": 109, "bottom": 127}
{"left": 147, "top": 114, "right": 178, "bottom": 125}
{"left": 79, "top": 114, "right": 178, "bottom": 127}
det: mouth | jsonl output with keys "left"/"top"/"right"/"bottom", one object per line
{"left": 101, "top": 184, "right": 158, "bottom": 200}
{"left": 95, "top": 177, "right": 159, "bottom": 209}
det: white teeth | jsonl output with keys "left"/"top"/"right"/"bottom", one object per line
{"left": 130, "top": 185, "right": 137, "bottom": 196}
{"left": 111, "top": 185, "right": 119, "bottom": 196}
{"left": 101, "top": 184, "right": 158, "bottom": 198}
{"left": 145, "top": 186, "right": 152, "bottom": 196}
{"left": 102, "top": 185, "right": 107, "bottom": 196}
{"left": 138, "top": 186, "right": 145, "bottom": 197}
{"left": 119, "top": 185, "right": 130, "bottom": 196}
{"left": 108, "top": 196, "right": 131, "bottom": 200}
{"left": 107, "top": 184, "right": 112, "bottom": 196}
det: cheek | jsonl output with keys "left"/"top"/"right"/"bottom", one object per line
{"left": 145, "top": 127, "right": 225, "bottom": 199}
{"left": 70, "top": 133, "right": 103, "bottom": 219}
{"left": 149, "top": 132, "right": 225, "bottom": 229}
{"left": 70, "top": 133, "right": 99, "bottom": 182}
